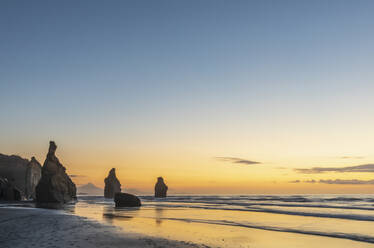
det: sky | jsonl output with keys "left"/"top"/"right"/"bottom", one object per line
{"left": 1, "top": 0, "right": 374, "bottom": 194}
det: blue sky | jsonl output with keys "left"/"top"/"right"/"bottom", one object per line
{"left": 1, "top": 1, "right": 374, "bottom": 192}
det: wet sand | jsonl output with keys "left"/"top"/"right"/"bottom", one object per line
{"left": 0, "top": 207, "right": 206, "bottom": 248}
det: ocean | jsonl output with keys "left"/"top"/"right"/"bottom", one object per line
{"left": 66, "top": 194, "right": 374, "bottom": 247}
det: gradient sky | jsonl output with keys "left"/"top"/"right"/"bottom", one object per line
{"left": 1, "top": 0, "right": 374, "bottom": 194}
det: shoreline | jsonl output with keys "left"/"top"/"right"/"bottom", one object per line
{"left": 0, "top": 206, "right": 206, "bottom": 248}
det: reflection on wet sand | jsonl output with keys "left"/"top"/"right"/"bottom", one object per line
{"left": 102, "top": 205, "right": 139, "bottom": 224}
{"left": 65, "top": 203, "right": 76, "bottom": 214}
{"left": 155, "top": 206, "right": 163, "bottom": 225}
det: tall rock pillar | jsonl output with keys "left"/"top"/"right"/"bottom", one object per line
{"left": 154, "top": 177, "right": 168, "bottom": 198}
{"left": 104, "top": 168, "right": 121, "bottom": 198}
{"left": 35, "top": 141, "right": 77, "bottom": 205}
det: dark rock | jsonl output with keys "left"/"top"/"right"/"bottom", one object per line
{"left": 154, "top": 177, "right": 168, "bottom": 198}
{"left": 0, "top": 154, "right": 28, "bottom": 198}
{"left": 0, "top": 154, "right": 42, "bottom": 200}
{"left": 35, "top": 141, "right": 77, "bottom": 204}
{"left": 0, "top": 178, "right": 5, "bottom": 199}
{"left": 0, "top": 177, "right": 22, "bottom": 201}
{"left": 25, "top": 157, "right": 42, "bottom": 199}
{"left": 114, "top": 192, "right": 141, "bottom": 207}
{"left": 104, "top": 168, "right": 121, "bottom": 198}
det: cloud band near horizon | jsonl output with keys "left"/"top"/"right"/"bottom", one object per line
{"left": 295, "top": 164, "right": 374, "bottom": 174}
{"left": 216, "top": 157, "right": 261, "bottom": 165}
{"left": 290, "top": 179, "right": 374, "bottom": 185}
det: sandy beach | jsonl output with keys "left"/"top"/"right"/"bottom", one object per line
{"left": 0, "top": 207, "right": 205, "bottom": 248}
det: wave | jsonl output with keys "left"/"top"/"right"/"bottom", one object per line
{"left": 238, "top": 202, "right": 374, "bottom": 211}
{"left": 141, "top": 195, "right": 314, "bottom": 203}
{"left": 244, "top": 206, "right": 374, "bottom": 222}
{"left": 86, "top": 195, "right": 374, "bottom": 204}
{"left": 322, "top": 197, "right": 364, "bottom": 202}
{"left": 138, "top": 197, "right": 374, "bottom": 212}
{"left": 141, "top": 202, "right": 374, "bottom": 222}
{"left": 140, "top": 195, "right": 374, "bottom": 205}
{"left": 152, "top": 200, "right": 374, "bottom": 211}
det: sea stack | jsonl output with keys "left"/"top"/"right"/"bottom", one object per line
{"left": 35, "top": 141, "right": 77, "bottom": 205}
{"left": 154, "top": 177, "right": 168, "bottom": 198}
{"left": 25, "top": 157, "right": 42, "bottom": 199}
{"left": 104, "top": 168, "right": 121, "bottom": 198}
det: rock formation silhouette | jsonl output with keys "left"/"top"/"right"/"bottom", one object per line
{"left": 114, "top": 192, "right": 141, "bottom": 207}
{"left": 0, "top": 177, "right": 21, "bottom": 201}
{"left": 0, "top": 154, "right": 41, "bottom": 199}
{"left": 35, "top": 141, "right": 76, "bottom": 205}
{"left": 154, "top": 177, "right": 168, "bottom": 198}
{"left": 25, "top": 157, "right": 41, "bottom": 199}
{"left": 104, "top": 168, "right": 121, "bottom": 198}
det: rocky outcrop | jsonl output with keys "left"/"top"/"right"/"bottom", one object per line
{"left": 35, "top": 141, "right": 77, "bottom": 204}
{"left": 114, "top": 192, "right": 141, "bottom": 207}
{"left": 104, "top": 168, "right": 121, "bottom": 198}
{"left": 0, "top": 177, "right": 21, "bottom": 201}
{"left": 154, "top": 177, "right": 168, "bottom": 198}
{"left": 0, "top": 154, "right": 42, "bottom": 199}
{"left": 25, "top": 157, "right": 42, "bottom": 199}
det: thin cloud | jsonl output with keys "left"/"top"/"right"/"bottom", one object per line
{"left": 289, "top": 179, "right": 316, "bottom": 183}
{"left": 304, "top": 179, "right": 317, "bottom": 183}
{"left": 289, "top": 179, "right": 374, "bottom": 185}
{"left": 69, "top": 174, "right": 86, "bottom": 178}
{"left": 295, "top": 164, "right": 374, "bottom": 174}
{"left": 320, "top": 179, "right": 374, "bottom": 185}
{"left": 216, "top": 157, "right": 261, "bottom": 165}
{"left": 339, "top": 156, "right": 364, "bottom": 159}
